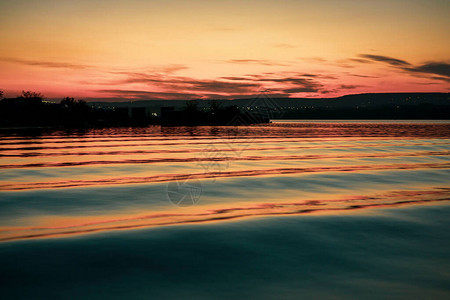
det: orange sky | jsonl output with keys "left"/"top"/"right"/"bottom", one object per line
{"left": 0, "top": 0, "right": 449, "bottom": 101}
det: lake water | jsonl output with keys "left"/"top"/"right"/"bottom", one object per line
{"left": 0, "top": 121, "right": 449, "bottom": 299}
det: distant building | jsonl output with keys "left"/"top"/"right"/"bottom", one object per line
{"left": 160, "top": 107, "right": 178, "bottom": 125}
{"left": 115, "top": 106, "right": 150, "bottom": 120}
{"left": 115, "top": 107, "right": 129, "bottom": 120}
{"left": 131, "top": 107, "right": 146, "bottom": 120}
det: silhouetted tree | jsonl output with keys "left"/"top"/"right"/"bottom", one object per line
{"left": 61, "top": 97, "right": 76, "bottom": 107}
{"left": 181, "top": 100, "right": 206, "bottom": 124}
{"left": 60, "top": 97, "right": 91, "bottom": 125}
{"left": 20, "top": 90, "right": 44, "bottom": 106}
{"left": 22, "top": 90, "right": 43, "bottom": 99}
{"left": 0, "top": 90, "right": 3, "bottom": 99}
{"left": 61, "top": 97, "right": 88, "bottom": 109}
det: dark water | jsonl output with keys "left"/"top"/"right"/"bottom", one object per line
{"left": 0, "top": 121, "right": 449, "bottom": 299}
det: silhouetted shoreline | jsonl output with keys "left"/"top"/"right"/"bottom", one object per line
{"left": 0, "top": 92, "right": 448, "bottom": 129}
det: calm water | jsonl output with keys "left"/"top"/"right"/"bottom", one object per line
{"left": 0, "top": 121, "right": 449, "bottom": 299}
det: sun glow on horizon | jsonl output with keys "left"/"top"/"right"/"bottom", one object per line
{"left": 0, "top": 0, "right": 449, "bottom": 100}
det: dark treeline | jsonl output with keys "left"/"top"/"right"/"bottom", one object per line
{"left": 0, "top": 91, "right": 262, "bottom": 128}
{"left": 0, "top": 91, "right": 159, "bottom": 128}
{"left": 160, "top": 100, "right": 269, "bottom": 126}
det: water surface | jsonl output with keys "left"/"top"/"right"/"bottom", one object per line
{"left": 0, "top": 121, "right": 449, "bottom": 299}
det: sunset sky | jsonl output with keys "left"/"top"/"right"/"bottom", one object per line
{"left": 0, "top": 0, "right": 449, "bottom": 101}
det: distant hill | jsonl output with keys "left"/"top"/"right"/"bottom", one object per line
{"left": 87, "top": 93, "right": 450, "bottom": 120}
{"left": 89, "top": 93, "right": 449, "bottom": 110}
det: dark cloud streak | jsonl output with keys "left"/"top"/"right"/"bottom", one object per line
{"left": 358, "top": 54, "right": 411, "bottom": 66}
{"left": 355, "top": 54, "right": 450, "bottom": 81}
{"left": 405, "top": 62, "right": 450, "bottom": 78}
{"left": 225, "top": 59, "right": 286, "bottom": 66}
{"left": 1, "top": 58, "right": 90, "bottom": 69}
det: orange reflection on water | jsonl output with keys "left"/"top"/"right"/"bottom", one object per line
{"left": 1, "top": 123, "right": 449, "bottom": 242}
{"left": 1, "top": 161, "right": 449, "bottom": 191}
{"left": 0, "top": 189, "right": 448, "bottom": 242}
